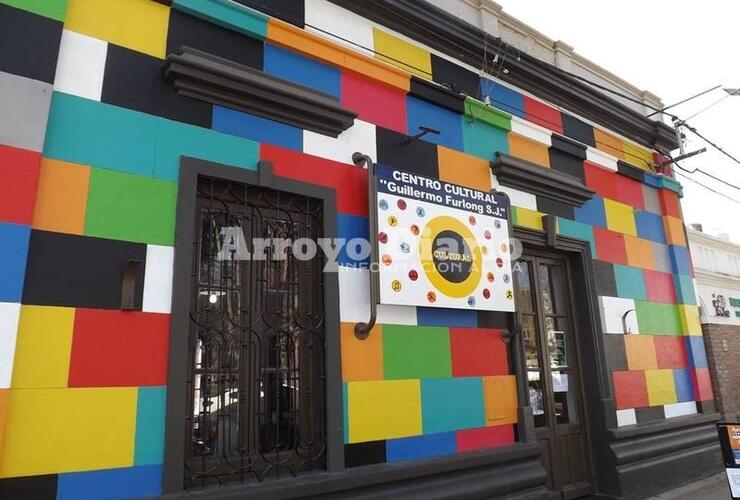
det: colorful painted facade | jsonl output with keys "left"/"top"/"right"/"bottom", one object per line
{"left": 0, "top": 0, "right": 721, "bottom": 498}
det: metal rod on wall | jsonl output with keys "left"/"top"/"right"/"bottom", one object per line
{"left": 352, "top": 152, "right": 378, "bottom": 340}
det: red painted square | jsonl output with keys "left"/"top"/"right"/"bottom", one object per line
{"left": 643, "top": 270, "right": 677, "bottom": 304}
{"left": 584, "top": 162, "right": 618, "bottom": 200}
{"left": 654, "top": 336, "right": 688, "bottom": 369}
{"left": 523, "top": 96, "right": 563, "bottom": 134}
{"left": 0, "top": 145, "right": 41, "bottom": 224}
{"left": 593, "top": 227, "right": 628, "bottom": 265}
{"left": 261, "top": 143, "right": 368, "bottom": 216}
{"left": 615, "top": 175, "right": 645, "bottom": 210}
{"left": 613, "top": 370, "right": 648, "bottom": 409}
{"left": 659, "top": 189, "right": 681, "bottom": 217}
{"left": 68, "top": 309, "right": 170, "bottom": 387}
{"left": 449, "top": 328, "right": 508, "bottom": 377}
{"left": 456, "top": 424, "right": 515, "bottom": 452}
{"left": 691, "top": 367, "right": 714, "bottom": 401}
{"left": 341, "top": 71, "right": 407, "bottom": 134}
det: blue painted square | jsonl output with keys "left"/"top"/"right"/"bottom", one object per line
{"left": 674, "top": 274, "right": 697, "bottom": 305}
{"left": 673, "top": 368, "right": 694, "bottom": 402}
{"left": 614, "top": 264, "right": 647, "bottom": 300}
{"left": 417, "top": 307, "right": 477, "bottom": 327}
{"left": 635, "top": 210, "right": 666, "bottom": 243}
{"left": 668, "top": 245, "right": 692, "bottom": 275}
{"left": 461, "top": 118, "right": 509, "bottom": 161}
{"left": 212, "top": 106, "right": 302, "bottom": 151}
{"left": 337, "top": 214, "right": 369, "bottom": 267}
{"left": 406, "top": 96, "right": 464, "bottom": 151}
{"left": 386, "top": 432, "right": 457, "bottom": 462}
{"left": 644, "top": 173, "right": 662, "bottom": 188}
{"left": 684, "top": 336, "right": 708, "bottom": 369}
{"left": 480, "top": 79, "right": 525, "bottom": 118}
{"left": 57, "top": 464, "right": 162, "bottom": 500}
{"left": 557, "top": 218, "right": 596, "bottom": 255}
{"left": 0, "top": 223, "right": 31, "bottom": 302}
{"left": 573, "top": 196, "right": 607, "bottom": 228}
{"left": 421, "top": 378, "right": 484, "bottom": 434}
{"left": 264, "top": 44, "right": 341, "bottom": 98}
{"left": 135, "top": 387, "right": 166, "bottom": 465}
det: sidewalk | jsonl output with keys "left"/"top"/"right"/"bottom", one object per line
{"left": 648, "top": 472, "right": 730, "bottom": 499}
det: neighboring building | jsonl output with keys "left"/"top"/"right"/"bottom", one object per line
{"left": 688, "top": 226, "right": 740, "bottom": 422}
{"left": 0, "top": 0, "right": 721, "bottom": 499}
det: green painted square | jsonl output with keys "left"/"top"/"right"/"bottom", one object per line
{"left": 383, "top": 325, "right": 451, "bottom": 379}
{"left": 463, "top": 98, "right": 512, "bottom": 131}
{"left": 461, "top": 117, "right": 509, "bottom": 162}
{"left": 85, "top": 168, "right": 177, "bottom": 245}
{"left": 1, "top": 0, "right": 67, "bottom": 21}
{"left": 614, "top": 264, "right": 647, "bottom": 300}
{"left": 635, "top": 301, "right": 681, "bottom": 335}
{"left": 557, "top": 218, "right": 595, "bottom": 255}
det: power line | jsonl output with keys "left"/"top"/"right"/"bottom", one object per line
{"left": 681, "top": 123, "right": 740, "bottom": 168}
{"left": 672, "top": 162, "right": 740, "bottom": 192}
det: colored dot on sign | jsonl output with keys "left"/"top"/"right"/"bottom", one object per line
{"left": 469, "top": 215, "right": 476, "bottom": 225}
{"left": 506, "top": 289, "right": 513, "bottom": 299}
{"left": 494, "top": 220, "right": 501, "bottom": 229}
{"left": 487, "top": 272, "right": 494, "bottom": 282}
{"left": 427, "top": 291, "right": 436, "bottom": 303}
{"left": 397, "top": 199, "right": 407, "bottom": 210}
{"left": 382, "top": 254, "right": 392, "bottom": 265}
{"left": 482, "top": 246, "right": 488, "bottom": 255}
{"left": 388, "top": 216, "right": 398, "bottom": 226}
{"left": 392, "top": 280, "right": 402, "bottom": 292}
{"left": 416, "top": 207, "right": 425, "bottom": 217}
{"left": 503, "top": 274, "right": 510, "bottom": 284}
{"left": 496, "top": 258, "right": 503, "bottom": 268}
{"left": 408, "top": 269, "right": 418, "bottom": 281}
{"left": 467, "top": 296, "right": 475, "bottom": 306}
{"left": 378, "top": 232, "right": 388, "bottom": 244}
{"left": 400, "top": 242, "right": 410, "bottom": 253}
{"left": 483, "top": 288, "right": 491, "bottom": 299}
{"left": 484, "top": 230, "right": 491, "bottom": 239}
{"left": 379, "top": 199, "right": 388, "bottom": 210}
{"left": 410, "top": 224, "right": 419, "bottom": 235}
{"left": 500, "top": 243, "right": 508, "bottom": 253}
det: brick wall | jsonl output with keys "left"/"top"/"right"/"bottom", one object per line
{"left": 702, "top": 323, "right": 740, "bottom": 421}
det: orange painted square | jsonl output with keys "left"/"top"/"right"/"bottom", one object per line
{"left": 594, "top": 128, "right": 625, "bottom": 160}
{"left": 624, "top": 234, "right": 656, "bottom": 270}
{"left": 340, "top": 323, "right": 383, "bottom": 381}
{"left": 508, "top": 133, "right": 550, "bottom": 168}
{"left": 32, "top": 159, "right": 91, "bottom": 235}
{"left": 437, "top": 145, "right": 491, "bottom": 192}
{"left": 482, "top": 375, "right": 518, "bottom": 425}
{"left": 663, "top": 215, "right": 687, "bottom": 246}
{"left": 624, "top": 335, "right": 658, "bottom": 370}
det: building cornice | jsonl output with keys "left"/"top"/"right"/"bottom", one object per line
{"left": 328, "top": 0, "right": 678, "bottom": 153}
{"left": 687, "top": 228, "right": 740, "bottom": 256}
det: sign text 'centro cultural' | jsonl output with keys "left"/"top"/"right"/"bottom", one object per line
{"left": 375, "top": 164, "right": 515, "bottom": 312}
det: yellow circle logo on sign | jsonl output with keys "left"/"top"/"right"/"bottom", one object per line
{"left": 419, "top": 216, "right": 482, "bottom": 298}
{"left": 388, "top": 215, "right": 398, "bottom": 227}
{"left": 391, "top": 280, "right": 402, "bottom": 292}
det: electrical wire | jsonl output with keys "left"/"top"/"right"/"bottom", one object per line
{"left": 672, "top": 162, "right": 740, "bottom": 192}
{"left": 680, "top": 124, "right": 740, "bottom": 168}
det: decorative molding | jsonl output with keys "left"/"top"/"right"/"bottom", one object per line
{"left": 327, "top": 0, "right": 679, "bottom": 153}
{"left": 550, "top": 134, "right": 587, "bottom": 160}
{"left": 616, "top": 160, "right": 645, "bottom": 182}
{"left": 464, "top": 97, "right": 512, "bottom": 131}
{"left": 164, "top": 46, "right": 357, "bottom": 137}
{"left": 409, "top": 76, "right": 465, "bottom": 113}
{"left": 491, "top": 153, "right": 594, "bottom": 206}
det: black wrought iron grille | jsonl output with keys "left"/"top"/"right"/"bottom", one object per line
{"left": 185, "top": 177, "right": 326, "bottom": 488}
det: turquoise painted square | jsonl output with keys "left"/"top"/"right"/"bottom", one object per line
{"left": 135, "top": 387, "right": 166, "bottom": 465}
{"left": 173, "top": 0, "right": 268, "bottom": 39}
{"left": 614, "top": 264, "right": 646, "bottom": 300}
{"left": 674, "top": 274, "right": 697, "bottom": 306}
{"left": 558, "top": 218, "right": 595, "bottom": 255}
{"left": 461, "top": 117, "right": 509, "bottom": 161}
{"left": 421, "top": 378, "right": 484, "bottom": 434}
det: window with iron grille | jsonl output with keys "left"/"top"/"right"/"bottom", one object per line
{"left": 185, "top": 176, "right": 326, "bottom": 488}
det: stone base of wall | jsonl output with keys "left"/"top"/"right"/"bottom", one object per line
{"left": 702, "top": 323, "right": 740, "bottom": 421}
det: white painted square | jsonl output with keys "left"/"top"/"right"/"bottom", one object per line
{"left": 54, "top": 30, "right": 108, "bottom": 101}
{"left": 0, "top": 71, "right": 53, "bottom": 152}
{"left": 303, "top": 119, "right": 376, "bottom": 166}
{"left": 510, "top": 116, "right": 552, "bottom": 146}
{"left": 491, "top": 175, "right": 538, "bottom": 211}
{"left": 304, "top": 0, "right": 375, "bottom": 56}
{"left": 663, "top": 401, "right": 698, "bottom": 418}
{"left": 586, "top": 147, "right": 619, "bottom": 172}
{"left": 0, "top": 302, "right": 22, "bottom": 388}
{"left": 143, "top": 245, "right": 174, "bottom": 314}
{"left": 376, "top": 304, "right": 417, "bottom": 325}
{"left": 337, "top": 266, "right": 417, "bottom": 325}
{"left": 616, "top": 408, "right": 636, "bottom": 427}
{"left": 598, "top": 296, "right": 638, "bottom": 334}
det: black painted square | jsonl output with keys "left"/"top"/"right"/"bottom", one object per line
{"left": 635, "top": 405, "right": 665, "bottom": 423}
{"left": 0, "top": 4, "right": 62, "bottom": 83}
{"left": 167, "top": 9, "right": 264, "bottom": 70}
{"left": 603, "top": 334, "right": 627, "bottom": 372}
{"left": 592, "top": 260, "right": 617, "bottom": 296}
{"left": 430, "top": 54, "right": 480, "bottom": 98}
{"left": 536, "top": 197, "right": 574, "bottom": 220}
{"left": 345, "top": 441, "right": 387, "bottom": 468}
{"left": 617, "top": 161, "right": 646, "bottom": 182}
{"left": 0, "top": 474, "right": 57, "bottom": 500}
{"left": 561, "top": 113, "right": 595, "bottom": 147}
{"left": 477, "top": 310, "right": 510, "bottom": 329}
{"left": 376, "top": 127, "right": 439, "bottom": 178}
{"left": 102, "top": 44, "right": 212, "bottom": 128}
{"left": 233, "top": 0, "right": 304, "bottom": 27}
{"left": 23, "top": 231, "right": 147, "bottom": 310}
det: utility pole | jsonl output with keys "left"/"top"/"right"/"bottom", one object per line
{"left": 672, "top": 117, "right": 686, "bottom": 155}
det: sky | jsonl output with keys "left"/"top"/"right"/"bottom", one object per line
{"left": 495, "top": 0, "right": 740, "bottom": 242}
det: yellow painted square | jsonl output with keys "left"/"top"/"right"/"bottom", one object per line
{"left": 0, "top": 387, "right": 137, "bottom": 477}
{"left": 508, "top": 133, "right": 550, "bottom": 168}
{"left": 679, "top": 305, "right": 702, "bottom": 336}
{"left": 437, "top": 145, "right": 492, "bottom": 192}
{"left": 624, "top": 335, "right": 658, "bottom": 370}
{"left": 483, "top": 375, "right": 518, "bottom": 425}
{"left": 622, "top": 142, "right": 654, "bottom": 171}
{"left": 604, "top": 198, "right": 637, "bottom": 236}
{"left": 340, "top": 323, "right": 383, "bottom": 382}
{"left": 347, "top": 379, "right": 421, "bottom": 443}
{"left": 513, "top": 207, "right": 544, "bottom": 230}
{"left": 645, "top": 369, "right": 677, "bottom": 406}
{"left": 11, "top": 306, "right": 75, "bottom": 389}
{"left": 663, "top": 215, "right": 687, "bottom": 246}
{"left": 373, "top": 28, "right": 432, "bottom": 80}
{"left": 65, "top": 0, "right": 170, "bottom": 58}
